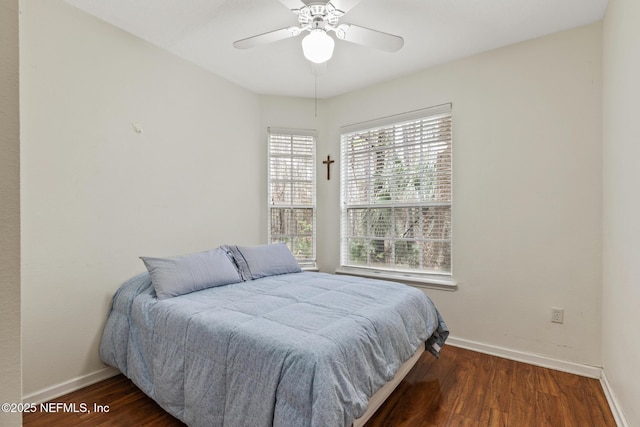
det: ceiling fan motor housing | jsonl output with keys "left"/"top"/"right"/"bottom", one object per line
{"left": 296, "top": 2, "right": 343, "bottom": 28}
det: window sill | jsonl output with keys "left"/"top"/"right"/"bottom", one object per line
{"left": 334, "top": 266, "right": 458, "bottom": 292}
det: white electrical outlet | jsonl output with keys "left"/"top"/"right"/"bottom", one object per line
{"left": 551, "top": 307, "right": 564, "bottom": 324}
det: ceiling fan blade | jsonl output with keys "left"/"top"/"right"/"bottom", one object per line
{"left": 328, "top": 0, "right": 363, "bottom": 14}
{"left": 233, "top": 27, "right": 299, "bottom": 49}
{"left": 336, "top": 24, "right": 404, "bottom": 52}
{"left": 278, "top": 0, "right": 306, "bottom": 10}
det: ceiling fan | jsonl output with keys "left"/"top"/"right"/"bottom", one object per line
{"left": 233, "top": 0, "right": 404, "bottom": 64}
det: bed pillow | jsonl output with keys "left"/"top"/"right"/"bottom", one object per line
{"left": 223, "top": 243, "right": 302, "bottom": 281}
{"left": 140, "top": 247, "right": 242, "bottom": 299}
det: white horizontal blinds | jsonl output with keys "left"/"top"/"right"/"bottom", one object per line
{"left": 268, "top": 128, "right": 317, "bottom": 268}
{"left": 341, "top": 104, "right": 452, "bottom": 274}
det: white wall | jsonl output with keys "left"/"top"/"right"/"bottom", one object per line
{"left": 602, "top": 0, "right": 640, "bottom": 424}
{"left": 0, "top": 0, "right": 22, "bottom": 425}
{"left": 320, "top": 24, "right": 604, "bottom": 366}
{"left": 20, "top": 0, "right": 263, "bottom": 397}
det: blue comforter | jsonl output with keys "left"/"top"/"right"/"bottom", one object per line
{"left": 100, "top": 271, "right": 448, "bottom": 427}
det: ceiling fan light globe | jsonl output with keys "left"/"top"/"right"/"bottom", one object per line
{"left": 302, "top": 30, "right": 335, "bottom": 64}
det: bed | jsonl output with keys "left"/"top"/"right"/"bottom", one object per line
{"left": 100, "top": 244, "right": 448, "bottom": 427}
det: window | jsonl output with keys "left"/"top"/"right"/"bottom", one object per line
{"left": 340, "top": 104, "right": 452, "bottom": 277}
{"left": 268, "top": 128, "right": 316, "bottom": 268}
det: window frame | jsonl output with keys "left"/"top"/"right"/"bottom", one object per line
{"left": 338, "top": 104, "right": 456, "bottom": 289}
{"left": 267, "top": 127, "right": 317, "bottom": 269}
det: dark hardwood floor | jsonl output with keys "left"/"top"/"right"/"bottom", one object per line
{"left": 23, "top": 345, "right": 616, "bottom": 427}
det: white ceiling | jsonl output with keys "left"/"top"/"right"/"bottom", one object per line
{"left": 64, "top": 0, "right": 608, "bottom": 99}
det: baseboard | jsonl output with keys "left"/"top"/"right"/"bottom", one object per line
{"left": 446, "top": 336, "right": 602, "bottom": 379}
{"left": 22, "top": 366, "right": 120, "bottom": 404}
{"left": 446, "top": 336, "right": 634, "bottom": 426}
{"left": 600, "top": 370, "right": 630, "bottom": 427}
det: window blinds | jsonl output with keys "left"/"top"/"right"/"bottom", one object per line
{"left": 268, "top": 128, "right": 317, "bottom": 268}
{"left": 340, "top": 104, "right": 452, "bottom": 274}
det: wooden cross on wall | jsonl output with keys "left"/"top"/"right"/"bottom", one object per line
{"left": 322, "top": 155, "right": 335, "bottom": 180}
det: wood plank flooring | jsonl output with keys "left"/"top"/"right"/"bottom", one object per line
{"left": 23, "top": 346, "right": 616, "bottom": 427}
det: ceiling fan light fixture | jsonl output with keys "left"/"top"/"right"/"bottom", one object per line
{"left": 302, "top": 29, "right": 335, "bottom": 64}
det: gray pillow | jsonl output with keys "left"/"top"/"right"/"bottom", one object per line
{"left": 223, "top": 243, "right": 302, "bottom": 281}
{"left": 141, "top": 247, "right": 242, "bottom": 299}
